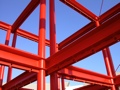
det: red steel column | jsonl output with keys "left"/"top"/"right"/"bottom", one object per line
{"left": 49, "top": 0, "right": 60, "bottom": 90}
{"left": 0, "top": 66, "right": 4, "bottom": 90}
{"left": 61, "top": 77, "right": 65, "bottom": 90}
{"left": 7, "top": 33, "right": 17, "bottom": 82}
{"left": 0, "top": 27, "right": 11, "bottom": 89}
{"left": 102, "top": 48, "right": 117, "bottom": 90}
{"left": 0, "top": 66, "right": 5, "bottom": 85}
{"left": 37, "top": 0, "right": 46, "bottom": 90}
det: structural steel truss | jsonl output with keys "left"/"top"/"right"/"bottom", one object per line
{"left": 0, "top": 0, "right": 120, "bottom": 90}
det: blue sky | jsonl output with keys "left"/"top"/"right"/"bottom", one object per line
{"left": 0, "top": 0, "right": 120, "bottom": 86}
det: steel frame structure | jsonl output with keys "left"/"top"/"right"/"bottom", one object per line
{"left": 0, "top": 0, "right": 120, "bottom": 90}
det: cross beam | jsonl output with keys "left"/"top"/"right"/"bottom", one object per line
{"left": 0, "top": 44, "right": 42, "bottom": 71}
{"left": 58, "top": 66, "right": 112, "bottom": 86}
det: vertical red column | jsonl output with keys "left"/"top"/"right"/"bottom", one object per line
{"left": 0, "top": 65, "right": 5, "bottom": 86}
{"left": 0, "top": 27, "right": 11, "bottom": 89}
{"left": 61, "top": 77, "right": 65, "bottom": 90}
{"left": 7, "top": 33, "right": 17, "bottom": 82}
{"left": 102, "top": 48, "right": 117, "bottom": 90}
{"left": 37, "top": 0, "right": 46, "bottom": 90}
{"left": 49, "top": 0, "right": 60, "bottom": 90}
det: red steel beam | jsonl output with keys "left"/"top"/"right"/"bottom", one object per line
{"left": 11, "top": 0, "right": 39, "bottom": 33}
{"left": 60, "top": 0, "right": 98, "bottom": 21}
{"left": 73, "top": 84, "right": 110, "bottom": 90}
{"left": 0, "top": 44, "right": 42, "bottom": 71}
{"left": 59, "top": 66, "right": 112, "bottom": 86}
{"left": 46, "top": 13, "right": 120, "bottom": 74}
{"left": 0, "top": 21, "right": 50, "bottom": 46}
{"left": 58, "top": 3, "right": 120, "bottom": 49}
{"left": 2, "top": 71, "right": 36, "bottom": 90}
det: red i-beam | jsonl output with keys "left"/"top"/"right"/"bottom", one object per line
{"left": 0, "top": 0, "right": 120, "bottom": 90}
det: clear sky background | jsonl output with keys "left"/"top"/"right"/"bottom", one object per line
{"left": 0, "top": 0, "right": 120, "bottom": 86}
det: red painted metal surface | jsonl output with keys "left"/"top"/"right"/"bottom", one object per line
{"left": 0, "top": 65, "right": 113, "bottom": 89}
{"left": 61, "top": 77, "right": 65, "bottom": 90}
{"left": 2, "top": 72, "right": 36, "bottom": 90}
{"left": 7, "top": 32, "right": 17, "bottom": 82}
{"left": 102, "top": 48, "right": 117, "bottom": 90}
{"left": 0, "top": 44, "right": 42, "bottom": 71}
{"left": 0, "top": 25, "right": 11, "bottom": 87}
{"left": 59, "top": 66, "right": 112, "bottom": 86}
{"left": 37, "top": 0, "right": 46, "bottom": 90}
{"left": 20, "top": 88, "right": 33, "bottom": 90}
{"left": 0, "top": 0, "right": 119, "bottom": 90}
{"left": 49, "top": 0, "right": 60, "bottom": 90}
{"left": 115, "top": 75, "right": 120, "bottom": 86}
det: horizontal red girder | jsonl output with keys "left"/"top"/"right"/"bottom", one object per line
{"left": 2, "top": 71, "right": 36, "bottom": 90}
{"left": 0, "top": 21, "right": 51, "bottom": 46}
{"left": 2, "top": 65, "right": 113, "bottom": 90}
{"left": 0, "top": 44, "right": 43, "bottom": 71}
{"left": 58, "top": 66, "right": 112, "bottom": 86}
{"left": 74, "top": 84, "right": 110, "bottom": 90}
{"left": 46, "top": 14, "right": 120, "bottom": 74}
{"left": 11, "top": 0, "right": 39, "bottom": 33}
{"left": 60, "top": 0, "right": 98, "bottom": 21}
{"left": 58, "top": 3, "right": 120, "bottom": 49}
